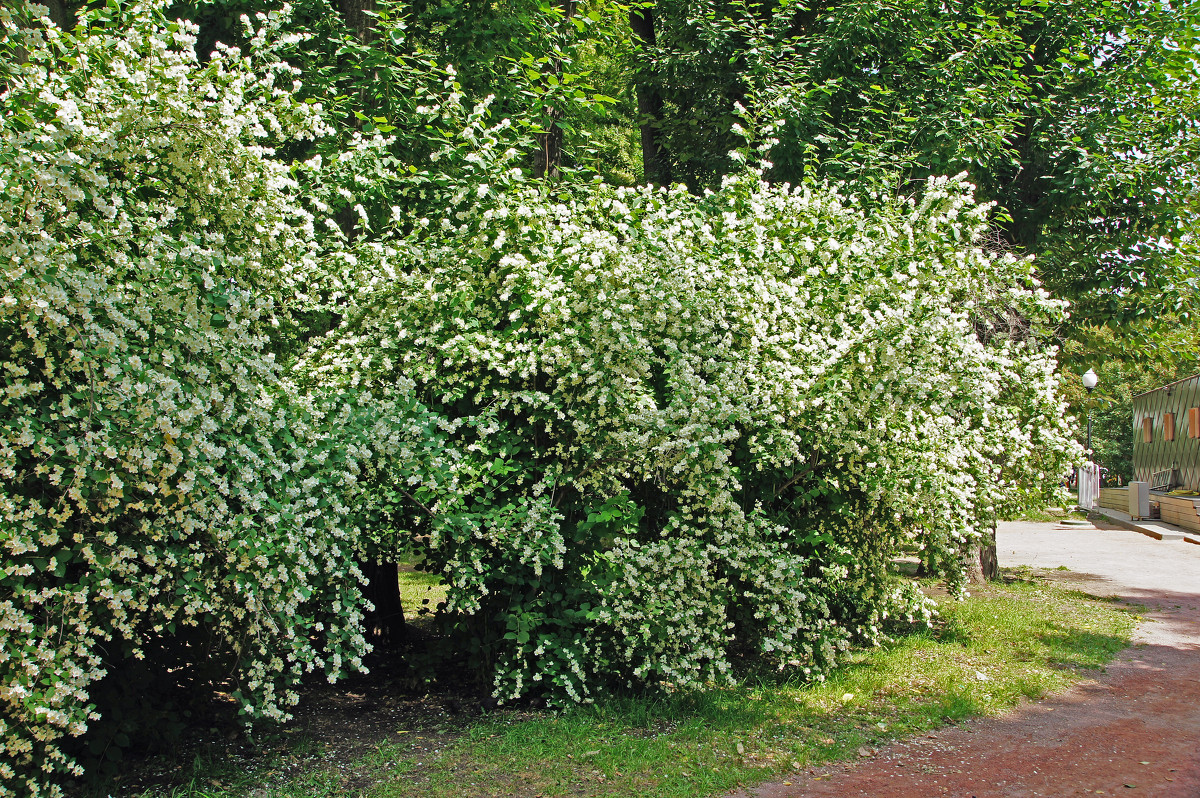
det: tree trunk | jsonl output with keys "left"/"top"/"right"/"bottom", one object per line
{"left": 358, "top": 560, "right": 407, "bottom": 645}
{"left": 533, "top": 114, "right": 565, "bottom": 180}
{"left": 44, "top": 0, "right": 71, "bottom": 28}
{"left": 629, "top": 6, "right": 671, "bottom": 186}
{"left": 3, "top": 3, "right": 71, "bottom": 85}
{"left": 338, "top": 0, "right": 377, "bottom": 44}
{"left": 964, "top": 520, "right": 1000, "bottom": 584}
{"left": 534, "top": 0, "right": 576, "bottom": 180}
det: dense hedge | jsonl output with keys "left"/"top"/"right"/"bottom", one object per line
{"left": 0, "top": 4, "right": 1077, "bottom": 795}
{"left": 0, "top": 6, "right": 447, "bottom": 793}
{"left": 306, "top": 156, "right": 1080, "bottom": 703}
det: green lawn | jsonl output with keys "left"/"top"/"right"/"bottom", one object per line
{"left": 397, "top": 562, "right": 448, "bottom": 627}
{"left": 124, "top": 572, "right": 1138, "bottom": 798}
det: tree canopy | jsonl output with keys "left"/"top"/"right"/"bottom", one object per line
{"left": 626, "top": 0, "right": 1200, "bottom": 347}
{"left": 2, "top": 0, "right": 1195, "bottom": 793}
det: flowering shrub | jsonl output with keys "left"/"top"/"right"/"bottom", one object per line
{"left": 0, "top": 5, "right": 462, "bottom": 793}
{"left": 307, "top": 146, "right": 1080, "bottom": 704}
{"left": 1, "top": 3, "right": 1078, "bottom": 793}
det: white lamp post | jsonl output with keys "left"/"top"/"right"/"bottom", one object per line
{"left": 1077, "top": 368, "right": 1100, "bottom": 511}
{"left": 1082, "top": 369, "right": 1098, "bottom": 455}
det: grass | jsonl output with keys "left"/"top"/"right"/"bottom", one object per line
{"left": 1004, "top": 505, "right": 1074, "bottom": 523}
{"left": 398, "top": 562, "right": 449, "bottom": 627}
{"left": 121, "top": 573, "right": 1138, "bottom": 798}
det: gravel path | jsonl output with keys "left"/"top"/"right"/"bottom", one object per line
{"left": 731, "top": 519, "right": 1200, "bottom": 798}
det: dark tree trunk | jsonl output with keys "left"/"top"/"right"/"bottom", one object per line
{"left": 533, "top": 115, "right": 565, "bottom": 180}
{"left": 44, "top": 0, "right": 71, "bottom": 28}
{"left": 4, "top": 3, "right": 73, "bottom": 86}
{"left": 984, "top": 517, "right": 1000, "bottom": 579}
{"left": 534, "top": 0, "right": 576, "bottom": 180}
{"left": 359, "top": 560, "right": 407, "bottom": 645}
{"left": 339, "top": 0, "right": 377, "bottom": 44}
{"left": 630, "top": 6, "right": 671, "bottom": 186}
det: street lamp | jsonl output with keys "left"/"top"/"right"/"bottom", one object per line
{"left": 1082, "top": 368, "right": 1098, "bottom": 455}
{"left": 1077, "top": 368, "right": 1100, "bottom": 510}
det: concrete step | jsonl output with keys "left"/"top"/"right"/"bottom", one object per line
{"left": 1092, "top": 507, "right": 1197, "bottom": 543}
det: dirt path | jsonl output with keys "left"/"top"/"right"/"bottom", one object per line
{"left": 732, "top": 520, "right": 1200, "bottom": 798}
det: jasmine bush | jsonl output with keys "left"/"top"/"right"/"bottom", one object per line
{"left": 0, "top": 5, "right": 450, "bottom": 793}
{"left": 0, "top": 4, "right": 1078, "bottom": 795}
{"left": 305, "top": 128, "right": 1080, "bottom": 705}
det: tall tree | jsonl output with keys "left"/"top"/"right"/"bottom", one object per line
{"left": 533, "top": 0, "right": 577, "bottom": 179}
{"left": 629, "top": 4, "right": 670, "bottom": 185}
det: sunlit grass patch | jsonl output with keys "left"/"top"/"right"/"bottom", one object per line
{"left": 365, "top": 577, "right": 1136, "bottom": 798}
{"left": 398, "top": 564, "right": 448, "bottom": 624}
{"left": 122, "top": 574, "right": 1137, "bottom": 798}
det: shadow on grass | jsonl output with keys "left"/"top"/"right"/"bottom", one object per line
{"left": 1037, "top": 625, "right": 1130, "bottom": 669}
{"left": 104, "top": 578, "right": 1143, "bottom": 798}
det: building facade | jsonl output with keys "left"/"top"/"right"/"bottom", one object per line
{"left": 1132, "top": 374, "right": 1200, "bottom": 490}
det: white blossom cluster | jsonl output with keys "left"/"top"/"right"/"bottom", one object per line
{"left": 0, "top": 6, "right": 454, "bottom": 793}
{"left": 306, "top": 140, "right": 1080, "bottom": 706}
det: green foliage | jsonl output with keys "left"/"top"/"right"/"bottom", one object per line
{"left": 303, "top": 105, "right": 1079, "bottom": 703}
{"left": 560, "top": 24, "right": 644, "bottom": 186}
{"left": 0, "top": 5, "right": 455, "bottom": 792}
{"left": 1061, "top": 323, "right": 1200, "bottom": 480}
{"left": 1, "top": 2, "right": 1098, "bottom": 794}
{"left": 634, "top": 0, "right": 1200, "bottom": 340}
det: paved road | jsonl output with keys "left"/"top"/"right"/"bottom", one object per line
{"left": 732, "top": 519, "right": 1200, "bottom": 798}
